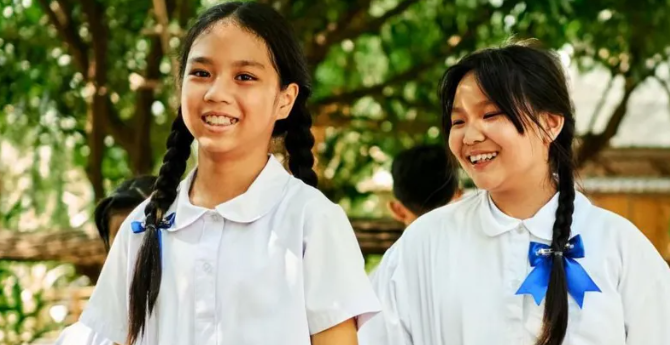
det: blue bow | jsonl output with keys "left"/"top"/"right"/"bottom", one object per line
{"left": 515, "top": 234, "right": 601, "bottom": 308}
{"left": 131, "top": 213, "right": 175, "bottom": 259}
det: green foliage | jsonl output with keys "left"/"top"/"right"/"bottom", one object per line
{"left": 1, "top": 0, "right": 670, "bottom": 339}
{"left": 2, "top": 0, "right": 669, "bottom": 218}
{"left": 0, "top": 262, "right": 82, "bottom": 345}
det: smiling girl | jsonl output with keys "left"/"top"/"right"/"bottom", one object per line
{"left": 359, "top": 43, "right": 670, "bottom": 345}
{"left": 59, "top": 2, "right": 379, "bottom": 344}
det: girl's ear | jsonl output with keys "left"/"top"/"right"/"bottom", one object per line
{"left": 541, "top": 112, "right": 565, "bottom": 143}
{"left": 276, "top": 83, "right": 299, "bottom": 120}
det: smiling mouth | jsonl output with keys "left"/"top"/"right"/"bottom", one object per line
{"left": 202, "top": 114, "right": 239, "bottom": 126}
{"left": 467, "top": 152, "right": 498, "bottom": 165}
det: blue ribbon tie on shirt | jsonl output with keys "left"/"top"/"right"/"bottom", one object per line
{"left": 131, "top": 212, "right": 175, "bottom": 258}
{"left": 515, "top": 234, "right": 601, "bottom": 308}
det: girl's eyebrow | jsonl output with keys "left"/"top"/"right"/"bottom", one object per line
{"left": 187, "top": 56, "right": 214, "bottom": 66}
{"left": 232, "top": 60, "right": 266, "bottom": 70}
{"left": 187, "top": 56, "right": 266, "bottom": 70}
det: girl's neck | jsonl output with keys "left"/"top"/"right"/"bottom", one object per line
{"left": 189, "top": 148, "right": 270, "bottom": 209}
{"left": 489, "top": 175, "right": 557, "bottom": 220}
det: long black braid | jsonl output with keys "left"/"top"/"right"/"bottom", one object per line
{"left": 127, "top": 110, "right": 193, "bottom": 344}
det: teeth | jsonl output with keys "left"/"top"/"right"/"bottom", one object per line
{"left": 204, "top": 115, "right": 238, "bottom": 126}
{"left": 469, "top": 152, "right": 498, "bottom": 163}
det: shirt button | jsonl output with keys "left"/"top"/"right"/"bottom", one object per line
{"left": 208, "top": 213, "right": 221, "bottom": 221}
{"left": 203, "top": 262, "right": 212, "bottom": 273}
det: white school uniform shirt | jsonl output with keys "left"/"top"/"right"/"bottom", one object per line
{"left": 359, "top": 191, "right": 670, "bottom": 345}
{"left": 358, "top": 242, "right": 401, "bottom": 345}
{"left": 73, "top": 155, "right": 380, "bottom": 345}
{"left": 55, "top": 322, "right": 113, "bottom": 345}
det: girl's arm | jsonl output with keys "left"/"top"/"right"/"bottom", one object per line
{"left": 311, "top": 318, "right": 358, "bottom": 345}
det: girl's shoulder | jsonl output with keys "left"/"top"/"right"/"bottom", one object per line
{"left": 574, "top": 198, "right": 653, "bottom": 253}
{"left": 395, "top": 191, "right": 485, "bottom": 251}
{"left": 282, "top": 175, "right": 341, "bottom": 212}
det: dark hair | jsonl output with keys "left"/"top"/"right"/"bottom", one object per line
{"left": 94, "top": 176, "right": 157, "bottom": 250}
{"left": 391, "top": 144, "right": 459, "bottom": 215}
{"left": 126, "top": 2, "right": 318, "bottom": 343}
{"left": 439, "top": 42, "right": 576, "bottom": 345}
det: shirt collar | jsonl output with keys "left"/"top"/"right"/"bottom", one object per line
{"left": 480, "top": 190, "right": 591, "bottom": 241}
{"left": 167, "top": 155, "right": 291, "bottom": 231}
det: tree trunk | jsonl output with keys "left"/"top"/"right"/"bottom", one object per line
{"left": 87, "top": 97, "right": 106, "bottom": 202}
{"left": 576, "top": 78, "right": 638, "bottom": 168}
{"left": 130, "top": 36, "right": 165, "bottom": 176}
{"left": 0, "top": 229, "right": 106, "bottom": 282}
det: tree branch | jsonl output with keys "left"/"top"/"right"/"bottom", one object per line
{"left": 653, "top": 75, "right": 670, "bottom": 112}
{"left": 37, "top": 0, "right": 89, "bottom": 73}
{"left": 259, "top": 0, "right": 293, "bottom": 16}
{"left": 341, "top": 0, "right": 418, "bottom": 40}
{"left": 576, "top": 77, "right": 639, "bottom": 167}
{"left": 152, "top": 0, "right": 180, "bottom": 83}
{"left": 313, "top": 115, "right": 435, "bottom": 134}
{"left": 80, "top": 1, "right": 108, "bottom": 84}
{"left": 80, "top": 1, "right": 111, "bottom": 200}
{"left": 307, "top": 0, "right": 419, "bottom": 66}
{"left": 104, "top": 99, "right": 135, "bottom": 151}
{"left": 312, "top": 15, "right": 481, "bottom": 110}
{"left": 587, "top": 69, "right": 615, "bottom": 133}
{"left": 175, "top": 0, "right": 195, "bottom": 28}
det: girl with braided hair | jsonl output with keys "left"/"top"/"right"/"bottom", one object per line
{"left": 359, "top": 43, "right": 670, "bottom": 345}
{"left": 66, "top": 2, "right": 379, "bottom": 344}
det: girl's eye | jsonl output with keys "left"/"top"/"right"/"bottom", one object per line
{"left": 235, "top": 74, "right": 256, "bottom": 81}
{"left": 484, "top": 111, "right": 503, "bottom": 119}
{"left": 451, "top": 120, "right": 465, "bottom": 126}
{"left": 190, "top": 70, "right": 210, "bottom": 78}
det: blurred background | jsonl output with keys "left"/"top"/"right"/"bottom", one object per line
{"left": 1, "top": 0, "right": 669, "bottom": 343}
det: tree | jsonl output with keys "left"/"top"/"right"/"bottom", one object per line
{"left": 2, "top": 2, "right": 670, "bottom": 341}
{"left": 566, "top": 0, "right": 670, "bottom": 166}
{"left": 1, "top": 0, "right": 669, "bottom": 235}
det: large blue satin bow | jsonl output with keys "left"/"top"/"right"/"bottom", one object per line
{"left": 515, "top": 234, "right": 601, "bottom": 308}
{"left": 131, "top": 213, "right": 175, "bottom": 258}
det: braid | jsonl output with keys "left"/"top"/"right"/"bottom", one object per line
{"left": 127, "top": 109, "right": 193, "bottom": 344}
{"left": 536, "top": 118, "right": 576, "bottom": 345}
{"left": 282, "top": 96, "right": 317, "bottom": 187}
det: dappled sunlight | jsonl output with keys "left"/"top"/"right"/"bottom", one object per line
{"left": 1, "top": 0, "right": 669, "bottom": 343}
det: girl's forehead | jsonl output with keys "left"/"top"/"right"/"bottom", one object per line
{"left": 188, "top": 22, "right": 271, "bottom": 64}
{"left": 454, "top": 74, "right": 491, "bottom": 106}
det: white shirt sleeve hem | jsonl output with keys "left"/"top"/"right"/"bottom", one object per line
{"left": 79, "top": 309, "right": 127, "bottom": 344}
{"left": 308, "top": 291, "right": 381, "bottom": 335}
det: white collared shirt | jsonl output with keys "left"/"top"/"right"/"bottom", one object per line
{"left": 359, "top": 191, "right": 670, "bottom": 345}
{"left": 71, "top": 155, "right": 380, "bottom": 345}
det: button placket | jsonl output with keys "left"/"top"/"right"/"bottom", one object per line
{"left": 506, "top": 223, "right": 530, "bottom": 344}
{"left": 193, "top": 212, "right": 225, "bottom": 344}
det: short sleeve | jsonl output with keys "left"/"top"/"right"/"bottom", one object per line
{"left": 54, "top": 322, "right": 114, "bottom": 345}
{"left": 302, "top": 199, "right": 380, "bottom": 334}
{"left": 618, "top": 223, "right": 670, "bottom": 344}
{"left": 358, "top": 242, "right": 413, "bottom": 345}
{"left": 78, "top": 210, "right": 137, "bottom": 344}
